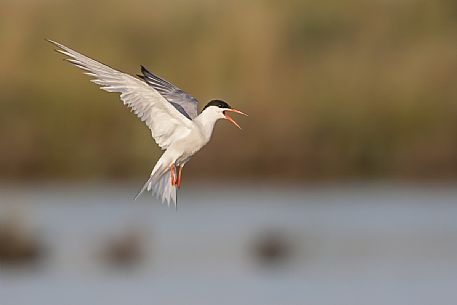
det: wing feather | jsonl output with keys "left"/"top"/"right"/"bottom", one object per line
{"left": 137, "top": 66, "right": 199, "bottom": 120}
{"left": 48, "top": 39, "right": 192, "bottom": 150}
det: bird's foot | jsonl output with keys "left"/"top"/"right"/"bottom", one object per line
{"left": 176, "top": 166, "right": 183, "bottom": 188}
{"left": 170, "top": 165, "right": 176, "bottom": 186}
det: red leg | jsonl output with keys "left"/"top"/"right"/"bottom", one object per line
{"left": 170, "top": 164, "right": 176, "bottom": 186}
{"left": 177, "top": 166, "right": 183, "bottom": 188}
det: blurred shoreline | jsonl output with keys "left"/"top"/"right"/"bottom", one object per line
{"left": 1, "top": 0, "right": 457, "bottom": 181}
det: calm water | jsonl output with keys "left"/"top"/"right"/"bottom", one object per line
{"left": 1, "top": 183, "right": 457, "bottom": 305}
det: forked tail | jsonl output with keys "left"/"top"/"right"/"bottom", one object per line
{"left": 134, "top": 161, "right": 177, "bottom": 207}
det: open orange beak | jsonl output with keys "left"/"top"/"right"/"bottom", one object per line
{"left": 224, "top": 109, "right": 248, "bottom": 129}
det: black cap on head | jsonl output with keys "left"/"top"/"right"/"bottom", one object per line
{"left": 203, "top": 99, "right": 231, "bottom": 111}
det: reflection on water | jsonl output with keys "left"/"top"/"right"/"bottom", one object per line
{"left": 0, "top": 183, "right": 457, "bottom": 305}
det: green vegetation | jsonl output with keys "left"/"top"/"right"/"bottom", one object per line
{"left": 1, "top": 0, "right": 456, "bottom": 181}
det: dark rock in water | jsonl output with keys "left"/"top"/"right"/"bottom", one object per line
{"left": 101, "top": 228, "right": 146, "bottom": 268}
{"left": 251, "top": 229, "right": 294, "bottom": 267}
{"left": 0, "top": 220, "right": 45, "bottom": 267}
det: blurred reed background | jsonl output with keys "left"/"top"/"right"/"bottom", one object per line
{"left": 1, "top": 0, "right": 457, "bottom": 305}
{"left": 1, "top": 0, "right": 457, "bottom": 181}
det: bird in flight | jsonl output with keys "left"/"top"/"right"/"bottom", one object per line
{"left": 48, "top": 40, "right": 247, "bottom": 208}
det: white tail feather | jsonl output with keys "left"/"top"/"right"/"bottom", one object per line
{"left": 134, "top": 161, "right": 177, "bottom": 207}
{"left": 151, "top": 172, "right": 177, "bottom": 206}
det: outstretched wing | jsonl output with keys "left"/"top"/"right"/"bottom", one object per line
{"left": 48, "top": 40, "right": 193, "bottom": 150}
{"left": 137, "top": 66, "right": 199, "bottom": 120}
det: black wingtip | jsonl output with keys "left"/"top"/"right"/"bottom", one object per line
{"left": 140, "top": 65, "right": 154, "bottom": 78}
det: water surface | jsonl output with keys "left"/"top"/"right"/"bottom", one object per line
{"left": 1, "top": 183, "right": 456, "bottom": 305}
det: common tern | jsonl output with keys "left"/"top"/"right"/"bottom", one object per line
{"left": 48, "top": 40, "right": 247, "bottom": 207}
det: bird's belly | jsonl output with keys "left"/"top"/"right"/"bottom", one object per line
{"left": 172, "top": 136, "right": 206, "bottom": 165}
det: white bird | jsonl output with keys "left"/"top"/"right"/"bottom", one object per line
{"left": 48, "top": 40, "right": 247, "bottom": 207}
